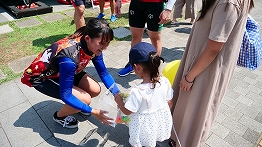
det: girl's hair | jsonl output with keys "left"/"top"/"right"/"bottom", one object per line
{"left": 138, "top": 52, "right": 164, "bottom": 89}
{"left": 198, "top": 0, "right": 254, "bottom": 21}
{"left": 68, "top": 18, "right": 113, "bottom": 43}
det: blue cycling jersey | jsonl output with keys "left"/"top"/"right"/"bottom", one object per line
{"left": 58, "top": 54, "right": 119, "bottom": 113}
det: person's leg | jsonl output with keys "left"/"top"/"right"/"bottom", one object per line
{"left": 145, "top": 2, "right": 163, "bottom": 55}
{"left": 118, "top": 27, "right": 143, "bottom": 76}
{"left": 74, "top": 4, "right": 85, "bottom": 30}
{"left": 57, "top": 85, "right": 92, "bottom": 117}
{"left": 118, "top": 0, "right": 145, "bottom": 76}
{"left": 97, "top": 0, "right": 105, "bottom": 18}
{"left": 34, "top": 79, "right": 79, "bottom": 128}
{"left": 70, "top": 0, "right": 86, "bottom": 30}
{"left": 130, "top": 27, "right": 144, "bottom": 48}
{"left": 172, "top": 0, "right": 186, "bottom": 22}
{"left": 34, "top": 72, "right": 100, "bottom": 128}
{"left": 147, "top": 31, "right": 162, "bottom": 55}
{"left": 109, "top": 0, "right": 116, "bottom": 16}
{"left": 99, "top": 0, "right": 105, "bottom": 13}
{"left": 57, "top": 73, "right": 101, "bottom": 117}
{"left": 109, "top": 0, "right": 117, "bottom": 22}
{"left": 185, "top": 0, "right": 196, "bottom": 24}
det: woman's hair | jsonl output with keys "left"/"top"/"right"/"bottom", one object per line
{"left": 138, "top": 52, "right": 164, "bottom": 89}
{"left": 68, "top": 18, "right": 113, "bottom": 43}
{"left": 249, "top": 0, "right": 254, "bottom": 12}
{"left": 198, "top": 0, "right": 254, "bottom": 21}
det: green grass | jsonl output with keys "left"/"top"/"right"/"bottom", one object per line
{"left": 0, "top": 7, "right": 130, "bottom": 85}
{"left": 0, "top": 4, "right": 174, "bottom": 85}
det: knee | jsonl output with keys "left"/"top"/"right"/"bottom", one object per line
{"left": 150, "top": 38, "right": 161, "bottom": 46}
{"left": 75, "top": 5, "right": 85, "bottom": 15}
{"left": 149, "top": 33, "right": 161, "bottom": 43}
{"left": 82, "top": 94, "right": 92, "bottom": 105}
{"left": 90, "top": 84, "right": 101, "bottom": 97}
{"left": 91, "top": 87, "right": 101, "bottom": 97}
{"left": 132, "top": 34, "right": 143, "bottom": 42}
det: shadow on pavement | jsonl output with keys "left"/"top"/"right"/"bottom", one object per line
{"left": 83, "top": 115, "right": 130, "bottom": 146}
{"left": 13, "top": 100, "right": 78, "bottom": 146}
{"left": 174, "top": 27, "right": 192, "bottom": 34}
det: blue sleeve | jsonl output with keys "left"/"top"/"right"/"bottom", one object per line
{"left": 58, "top": 57, "right": 92, "bottom": 113}
{"left": 92, "top": 54, "right": 120, "bottom": 96}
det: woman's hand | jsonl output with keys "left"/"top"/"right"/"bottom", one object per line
{"left": 91, "top": 109, "right": 114, "bottom": 125}
{"left": 179, "top": 75, "right": 194, "bottom": 91}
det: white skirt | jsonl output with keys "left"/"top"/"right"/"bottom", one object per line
{"left": 128, "top": 106, "right": 172, "bottom": 147}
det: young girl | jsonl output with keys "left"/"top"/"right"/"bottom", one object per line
{"left": 115, "top": 42, "right": 173, "bottom": 147}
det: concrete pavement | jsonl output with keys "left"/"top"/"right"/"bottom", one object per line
{"left": 0, "top": 0, "right": 262, "bottom": 147}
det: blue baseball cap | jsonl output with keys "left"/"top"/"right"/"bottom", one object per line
{"left": 129, "top": 42, "right": 157, "bottom": 65}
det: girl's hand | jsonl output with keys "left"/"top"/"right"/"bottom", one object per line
{"left": 91, "top": 109, "right": 113, "bottom": 125}
{"left": 114, "top": 93, "right": 123, "bottom": 106}
{"left": 179, "top": 75, "right": 194, "bottom": 91}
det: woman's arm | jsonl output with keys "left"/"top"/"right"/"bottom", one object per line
{"left": 58, "top": 57, "right": 93, "bottom": 113}
{"left": 92, "top": 54, "right": 120, "bottom": 96}
{"left": 180, "top": 39, "right": 224, "bottom": 91}
{"left": 182, "top": 2, "right": 240, "bottom": 89}
{"left": 58, "top": 57, "right": 113, "bottom": 125}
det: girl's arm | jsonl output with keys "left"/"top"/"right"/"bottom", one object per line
{"left": 114, "top": 94, "right": 132, "bottom": 115}
{"left": 58, "top": 57, "right": 93, "bottom": 113}
{"left": 92, "top": 54, "right": 120, "bottom": 96}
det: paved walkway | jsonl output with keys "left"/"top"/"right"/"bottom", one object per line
{"left": 0, "top": 0, "right": 262, "bottom": 147}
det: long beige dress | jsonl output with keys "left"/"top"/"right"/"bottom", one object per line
{"left": 171, "top": 0, "right": 251, "bottom": 147}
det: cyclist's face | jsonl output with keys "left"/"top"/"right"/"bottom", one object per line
{"left": 85, "top": 35, "right": 110, "bottom": 56}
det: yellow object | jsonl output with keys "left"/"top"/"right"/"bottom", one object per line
{"left": 26, "top": 68, "right": 32, "bottom": 74}
{"left": 162, "top": 60, "right": 181, "bottom": 85}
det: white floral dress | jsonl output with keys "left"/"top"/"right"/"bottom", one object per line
{"left": 125, "top": 77, "right": 173, "bottom": 147}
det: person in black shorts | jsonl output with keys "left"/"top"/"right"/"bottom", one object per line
{"left": 70, "top": 0, "right": 86, "bottom": 30}
{"left": 118, "top": 0, "right": 176, "bottom": 77}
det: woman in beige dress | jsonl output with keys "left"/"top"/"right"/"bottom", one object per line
{"left": 170, "top": 0, "right": 254, "bottom": 146}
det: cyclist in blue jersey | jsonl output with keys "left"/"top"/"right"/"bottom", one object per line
{"left": 21, "top": 18, "right": 120, "bottom": 128}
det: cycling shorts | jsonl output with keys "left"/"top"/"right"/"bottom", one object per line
{"left": 34, "top": 71, "right": 86, "bottom": 99}
{"left": 129, "top": 0, "right": 165, "bottom": 32}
